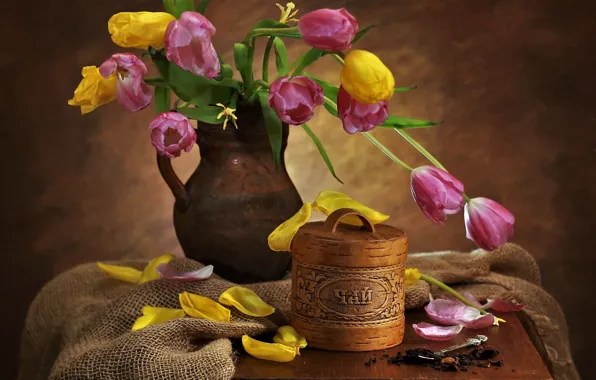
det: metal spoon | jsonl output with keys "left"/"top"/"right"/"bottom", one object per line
{"left": 433, "top": 335, "right": 488, "bottom": 357}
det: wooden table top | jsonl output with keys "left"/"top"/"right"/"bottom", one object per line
{"left": 234, "top": 310, "right": 552, "bottom": 380}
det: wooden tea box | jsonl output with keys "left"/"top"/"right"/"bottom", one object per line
{"left": 290, "top": 208, "right": 408, "bottom": 351}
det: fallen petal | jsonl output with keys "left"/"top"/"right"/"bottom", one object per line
{"left": 486, "top": 296, "right": 526, "bottom": 312}
{"left": 242, "top": 335, "right": 297, "bottom": 362}
{"left": 273, "top": 326, "right": 307, "bottom": 355}
{"left": 179, "top": 291, "right": 231, "bottom": 322}
{"left": 219, "top": 286, "right": 275, "bottom": 317}
{"left": 412, "top": 322, "right": 463, "bottom": 341}
{"left": 425, "top": 298, "right": 495, "bottom": 329}
{"left": 97, "top": 262, "right": 143, "bottom": 284}
{"left": 139, "top": 254, "right": 176, "bottom": 284}
{"left": 157, "top": 263, "right": 213, "bottom": 281}
{"left": 312, "top": 190, "right": 389, "bottom": 226}
{"left": 268, "top": 202, "right": 312, "bottom": 252}
{"left": 131, "top": 306, "right": 185, "bottom": 331}
{"left": 463, "top": 292, "right": 483, "bottom": 308}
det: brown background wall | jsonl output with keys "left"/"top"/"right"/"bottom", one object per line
{"left": 3, "top": 0, "right": 595, "bottom": 378}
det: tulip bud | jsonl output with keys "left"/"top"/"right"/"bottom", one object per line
{"left": 108, "top": 12, "right": 176, "bottom": 49}
{"left": 68, "top": 66, "right": 117, "bottom": 114}
{"left": 150, "top": 112, "right": 196, "bottom": 158}
{"left": 337, "top": 86, "right": 388, "bottom": 134}
{"left": 99, "top": 53, "right": 152, "bottom": 113}
{"left": 268, "top": 76, "right": 324, "bottom": 125}
{"left": 464, "top": 197, "right": 515, "bottom": 250}
{"left": 340, "top": 49, "right": 394, "bottom": 104}
{"left": 298, "top": 8, "right": 358, "bottom": 51}
{"left": 410, "top": 166, "right": 465, "bottom": 224}
{"left": 165, "top": 11, "right": 220, "bottom": 79}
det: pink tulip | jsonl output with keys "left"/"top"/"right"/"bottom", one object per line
{"left": 298, "top": 8, "right": 358, "bottom": 51}
{"left": 337, "top": 86, "right": 388, "bottom": 134}
{"left": 150, "top": 112, "right": 196, "bottom": 158}
{"left": 99, "top": 53, "right": 152, "bottom": 112}
{"left": 464, "top": 197, "right": 515, "bottom": 250}
{"left": 410, "top": 166, "right": 465, "bottom": 224}
{"left": 165, "top": 11, "right": 220, "bottom": 79}
{"left": 268, "top": 76, "right": 324, "bottom": 125}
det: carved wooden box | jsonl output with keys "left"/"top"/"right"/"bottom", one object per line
{"left": 290, "top": 208, "right": 407, "bottom": 352}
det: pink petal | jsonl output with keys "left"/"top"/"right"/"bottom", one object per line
{"left": 463, "top": 292, "right": 483, "bottom": 308}
{"left": 425, "top": 298, "right": 495, "bottom": 329}
{"left": 486, "top": 297, "right": 526, "bottom": 312}
{"left": 156, "top": 263, "right": 213, "bottom": 281}
{"left": 413, "top": 322, "right": 463, "bottom": 341}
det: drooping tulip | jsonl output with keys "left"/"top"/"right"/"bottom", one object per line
{"left": 410, "top": 166, "right": 465, "bottom": 224}
{"left": 298, "top": 8, "right": 358, "bottom": 51}
{"left": 99, "top": 53, "right": 152, "bottom": 112}
{"left": 164, "top": 11, "right": 220, "bottom": 79}
{"left": 340, "top": 49, "right": 394, "bottom": 104}
{"left": 68, "top": 66, "right": 117, "bottom": 114}
{"left": 464, "top": 197, "right": 515, "bottom": 250}
{"left": 268, "top": 76, "right": 324, "bottom": 125}
{"left": 149, "top": 112, "right": 196, "bottom": 158}
{"left": 337, "top": 85, "right": 388, "bottom": 134}
{"left": 108, "top": 12, "right": 176, "bottom": 49}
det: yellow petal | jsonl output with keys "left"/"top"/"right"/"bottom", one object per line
{"left": 273, "top": 326, "right": 307, "bottom": 355}
{"left": 139, "top": 254, "right": 176, "bottom": 284}
{"left": 312, "top": 190, "right": 389, "bottom": 226}
{"left": 340, "top": 49, "right": 395, "bottom": 104}
{"left": 68, "top": 66, "right": 117, "bottom": 114}
{"left": 131, "top": 306, "right": 185, "bottom": 331}
{"left": 267, "top": 202, "right": 312, "bottom": 252}
{"left": 242, "top": 335, "right": 297, "bottom": 362}
{"left": 404, "top": 268, "right": 421, "bottom": 287}
{"left": 218, "top": 286, "right": 275, "bottom": 317}
{"left": 108, "top": 12, "right": 175, "bottom": 49}
{"left": 97, "top": 262, "right": 143, "bottom": 284}
{"left": 179, "top": 292, "right": 231, "bottom": 322}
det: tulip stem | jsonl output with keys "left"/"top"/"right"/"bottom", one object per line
{"left": 245, "top": 27, "right": 299, "bottom": 42}
{"left": 419, "top": 274, "right": 490, "bottom": 316}
{"left": 262, "top": 37, "right": 275, "bottom": 83}
{"left": 394, "top": 129, "right": 448, "bottom": 171}
{"left": 463, "top": 193, "right": 472, "bottom": 202}
{"left": 323, "top": 96, "right": 338, "bottom": 111}
{"left": 331, "top": 54, "right": 345, "bottom": 66}
{"left": 361, "top": 132, "right": 414, "bottom": 172}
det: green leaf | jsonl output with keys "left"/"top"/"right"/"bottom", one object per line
{"left": 293, "top": 48, "right": 324, "bottom": 76}
{"left": 380, "top": 115, "right": 443, "bottom": 128}
{"left": 197, "top": 0, "right": 211, "bottom": 14}
{"left": 221, "top": 63, "right": 234, "bottom": 79}
{"left": 155, "top": 86, "right": 171, "bottom": 113}
{"left": 394, "top": 85, "right": 417, "bottom": 92}
{"left": 144, "top": 77, "right": 167, "bottom": 87}
{"left": 273, "top": 37, "right": 289, "bottom": 76}
{"left": 257, "top": 91, "right": 283, "bottom": 171}
{"left": 323, "top": 102, "right": 339, "bottom": 117}
{"left": 163, "top": 0, "right": 178, "bottom": 17}
{"left": 305, "top": 75, "right": 340, "bottom": 117}
{"left": 352, "top": 25, "right": 377, "bottom": 44}
{"left": 234, "top": 43, "right": 250, "bottom": 84}
{"left": 177, "top": 106, "right": 223, "bottom": 124}
{"left": 301, "top": 124, "right": 343, "bottom": 183}
{"left": 162, "top": 0, "right": 194, "bottom": 18}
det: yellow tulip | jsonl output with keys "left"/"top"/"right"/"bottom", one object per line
{"left": 131, "top": 306, "right": 185, "bottom": 331}
{"left": 273, "top": 326, "right": 307, "bottom": 355}
{"left": 242, "top": 335, "right": 297, "bottom": 362}
{"left": 218, "top": 286, "right": 275, "bottom": 317}
{"left": 179, "top": 292, "right": 231, "bottom": 322}
{"left": 404, "top": 268, "right": 421, "bottom": 287}
{"left": 340, "top": 49, "right": 395, "bottom": 104}
{"left": 267, "top": 202, "right": 312, "bottom": 252}
{"left": 97, "top": 253, "right": 175, "bottom": 284}
{"left": 312, "top": 190, "right": 389, "bottom": 226}
{"left": 108, "top": 12, "right": 176, "bottom": 49}
{"left": 67, "top": 66, "right": 117, "bottom": 114}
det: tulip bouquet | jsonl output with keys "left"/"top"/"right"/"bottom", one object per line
{"left": 68, "top": 0, "right": 514, "bottom": 250}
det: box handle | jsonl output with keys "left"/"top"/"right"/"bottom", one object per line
{"left": 324, "top": 208, "right": 376, "bottom": 233}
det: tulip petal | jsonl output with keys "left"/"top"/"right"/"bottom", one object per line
{"left": 486, "top": 296, "right": 526, "bottom": 312}
{"left": 273, "top": 326, "right": 307, "bottom": 355}
{"left": 413, "top": 322, "right": 463, "bottom": 341}
{"left": 97, "top": 262, "right": 143, "bottom": 284}
{"left": 139, "top": 254, "right": 176, "bottom": 284}
{"left": 131, "top": 306, "right": 185, "bottom": 331}
{"left": 404, "top": 268, "right": 421, "bottom": 287}
{"left": 312, "top": 190, "right": 389, "bottom": 225}
{"left": 157, "top": 263, "right": 214, "bottom": 281}
{"left": 463, "top": 292, "right": 483, "bottom": 308}
{"left": 179, "top": 292, "right": 231, "bottom": 322}
{"left": 242, "top": 335, "right": 297, "bottom": 362}
{"left": 218, "top": 286, "right": 275, "bottom": 317}
{"left": 425, "top": 298, "right": 496, "bottom": 329}
{"left": 267, "top": 202, "right": 312, "bottom": 252}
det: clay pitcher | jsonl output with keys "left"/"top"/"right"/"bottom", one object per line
{"left": 157, "top": 102, "right": 302, "bottom": 283}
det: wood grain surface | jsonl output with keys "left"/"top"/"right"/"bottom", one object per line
{"left": 234, "top": 310, "right": 552, "bottom": 379}
{"left": 3, "top": 0, "right": 595, "bottom": 379}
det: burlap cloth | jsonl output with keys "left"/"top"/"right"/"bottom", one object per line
{"left": 18, "top": 243, "right": 579, "bottom": 380}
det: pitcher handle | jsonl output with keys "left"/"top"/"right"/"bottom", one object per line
{"left": 323, "top": 208, "right": 376, "bottom": 233}
{"left": 156, "top": 154, "right": 190, "bottom": 212}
